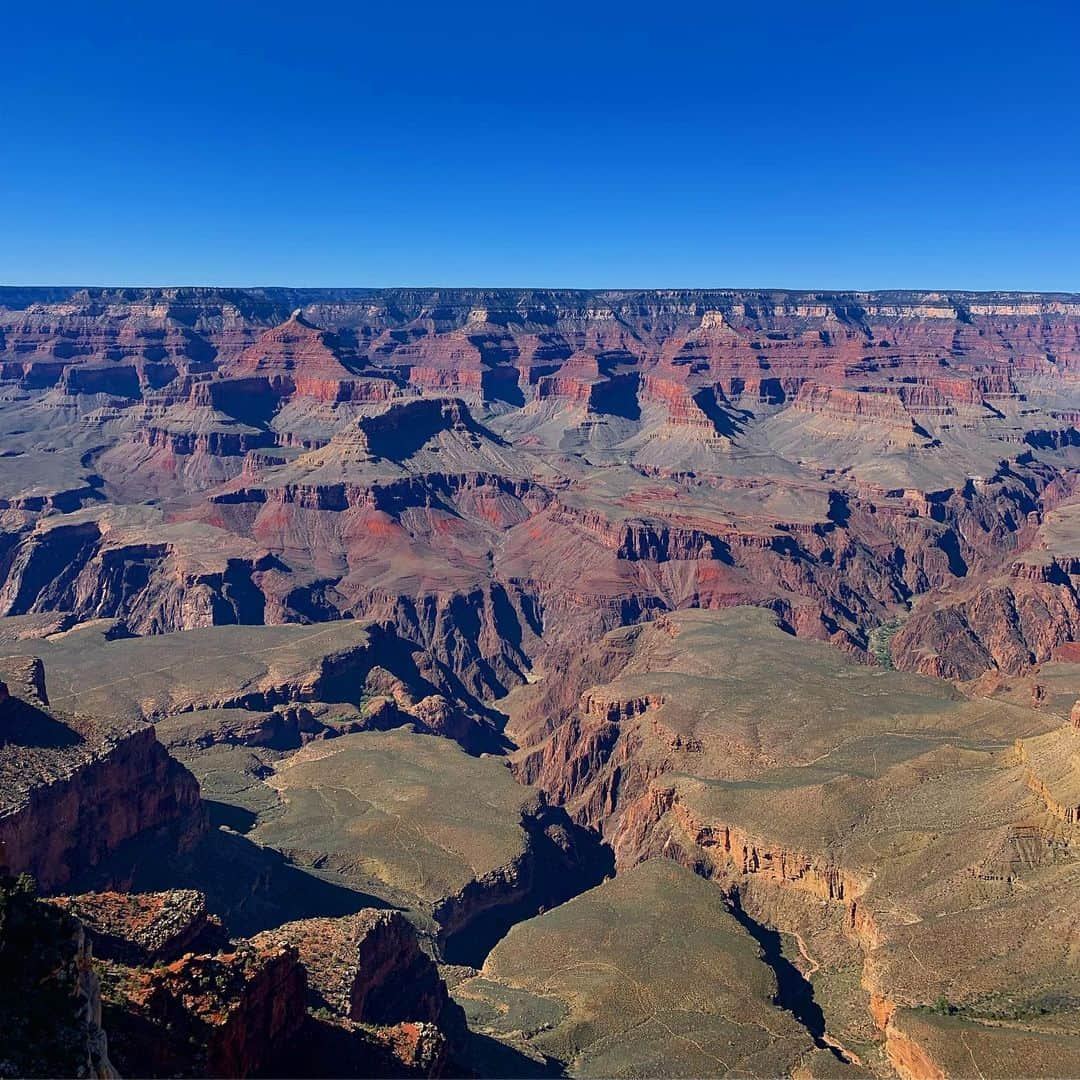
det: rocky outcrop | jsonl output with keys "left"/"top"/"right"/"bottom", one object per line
{"left": 0, "top": 876, "right": 115, "bottom": 1079}
{"left": 0, "top": 654, "right": 49, "bottom": 706}
{"left": 1015, "top": 726, "right": 1080, "bottom": 824}
{"left": 0, "top": 662, "right": 206, "bottom": 892}
{"left": 876, "top": 1005, "right": 948, "bottom": 1080}
{"left": 0, "top": 521, "right": 278, "bottom": 634}
{"left": 158, "top": 702, "right": 359, "bottom": 751}
{"left": 248, "top": 909, "right": 465, "bottom": 1077}
{"left": 99, "top": 940, "right": 307, "bottom": 1078}
{"left": 251, "top": 910, "right": 451, "bottom": 1027}
{"left": 131, "top": 425, "right": 271, "bottom": 458}
{"left": 639, "top": 374, "right": 730, "bottom": 431}
{"left": 48, "top": 889, "right": 225, "bottom": 966}
{"left": 549, "top": 501, "right": 728, "bottom": 562}
{"left": 282, "top": 1017, "right": 450, "bottom": 1078}
{"left": 224, "top": 310, "right": 360, "bottom": 402}
{"left": 792, "top": 383, "right": 924, "bottom": 435}
{"left": 433, "top": 795, "right": 615, "bottom": 966}
{"left": 353, "top": 397, "right": 485, "bottom": 459}
{"left": 891, "top": 561, "right": 1080, "bottom": 679}
{"left": 670, "top": 801, "right": 865, "bottom": 904}
{"left": 352, "top": 586, "right": 538, "bottom": 702}
{"left": 31, "top": 884, "right": 460, "bottom": 1079}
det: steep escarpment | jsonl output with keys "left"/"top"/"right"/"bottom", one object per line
{"left": 0, "top": 660, "right": 205, "bottom": 892}
{"left": 891, "top": 495, "right": 1080, "bottom": 679}
{"left": 0, "top": 288, "right": 1074, "bottom": 690}
{"left": 0, "top": 514, "right": 277, "bottom": 633}
{"left": 251, "top": 909, "right": 454, "bottom": 1028}
{"left": 507, "top": 608, "right": 1080, "bottom": 1075}
{"left": 100, "top": 934, "right": 308, "bottom": 1077}
{"left": 16, "top": 879, "right": 467, "bottom": 1079}
{"left": 891, "top": 563, "right": 1080, "bottom": 679}
{"left": 434, "top": 795, "right": 615, "bottom": 966}
{"left": 0, "top": 288, "right": 1078, "bottom": 1077}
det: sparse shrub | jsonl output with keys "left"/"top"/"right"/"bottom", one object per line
{"left": 868, "top": 617, "right": 903, "bottom": 669}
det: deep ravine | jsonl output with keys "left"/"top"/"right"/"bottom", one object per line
{"left": 728, "top": 890, "right": 851, "bottom": 1064}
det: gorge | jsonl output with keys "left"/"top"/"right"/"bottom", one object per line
{"left": 0, "top": 287, "right": 1078, "bottom": 1078}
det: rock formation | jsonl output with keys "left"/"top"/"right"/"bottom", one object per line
{"left": 0, "top": 875, "right": 115, "bottom": 1078}
{"left": 0, "top": 658, "right": 205, "bottom": 892}
{"left": 251, "top": 909, "right": 453, "bottom": 1027}
{"left": 100, "top": 937, "right": 308, "bottom": 1078}
{"left": 48, "top": 889, "right": 225, "bottom": 965}
{"left": 18, "top": 883, "right": 466, "bottom": 1079}
{"left": 0, "top": 287, "right": 1079, "bottom": 1077}
{"left": 0, "top": 287, "right": 1076, "bottom": 686}
{"left": 504, "top": 607, "right": 1080, "bottom": 1075}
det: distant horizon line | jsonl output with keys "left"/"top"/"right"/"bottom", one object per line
{"left": 2, "top": 283, "right": 1079, "bottom": 298}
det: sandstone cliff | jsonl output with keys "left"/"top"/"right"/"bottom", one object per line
{"left": 0, "top": 659, "right": 205, "bottom": 892}
{"left": 100, "top": 939, "right": 307, "bottom": 1078}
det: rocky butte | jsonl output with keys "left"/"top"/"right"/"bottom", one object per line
{"left": 0, "top": 286, "right": 1077, "bottom": 1078}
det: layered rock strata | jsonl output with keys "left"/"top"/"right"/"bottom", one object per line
{"left": 0, "top": 659, "right": 205, "bottom": 892}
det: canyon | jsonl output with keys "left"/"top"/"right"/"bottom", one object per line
{"left": 0, "top": 287, "right": 1078, "bottom": 1078}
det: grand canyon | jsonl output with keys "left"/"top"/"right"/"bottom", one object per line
{"left": 1, "top": 286, "right": 1078, "bottom": 1079}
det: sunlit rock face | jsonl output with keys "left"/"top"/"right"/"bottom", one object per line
{"left": 0, "top": 287, "right": 1077, "bottom": 684}
{"left": 0, "top": 286, "right": 1079, "bottom": 1077}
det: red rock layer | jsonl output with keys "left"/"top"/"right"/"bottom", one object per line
{"left": 101, "top": 941, "right": 307, "bottom": 1078}
{"left": 0, "top": 698, "right": 205, "bottom": 893}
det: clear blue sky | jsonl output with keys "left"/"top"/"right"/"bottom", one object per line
{"left": 3, "top": 0, "right": 1078, "bottom": 290}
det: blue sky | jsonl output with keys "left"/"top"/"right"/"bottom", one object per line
{"left": 2, "top": 0, "right": 1078, "bottom": 289}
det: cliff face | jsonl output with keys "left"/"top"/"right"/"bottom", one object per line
{"left": 891, "top": 505, "right": 1080, "bottom": 679}
{"left": 0, "top": 287, "right": 1078, "bottom": 1076}
{"left": 0, "top": 876, "right": 115, "bottom": 1079}
{"left": 432, "top": 795, "right": 615, "bottom": 966}
{"left": 251, "top": 909, "right": 453, "bottom": 1027}
{"left": 37, "top": 887, "right": 462, "bottom": 1080}
{"left": 2, "top": 287, "right": 1077, "bottom": 388}
{"left": 100, "top": 939, "right": 308, "bottom": 1078}
{"left": 0, "top": 519, "right": 276, "bottom": 634}
{"left": 504, "top": 608, "right": 1080, "bottom": 1075}
{"left": 0, "top": 287, "right": 1075, "bottom": 688}
{"left": 251, "top": 909, "right": 462, "bottom": 1078}
{"left": 48, "top": 889, "right": 225, "bottom": 966}
{"left": 0, "top": 661, "right": 205, "bottom": 893}
{"left": 891, "top": 569, "right": 1080, "bottom": 679}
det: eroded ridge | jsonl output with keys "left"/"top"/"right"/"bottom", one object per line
{"left": 0, "top": 287, "right": 1078, "bottom": 1077}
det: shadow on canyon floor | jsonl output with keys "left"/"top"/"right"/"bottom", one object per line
{"left": 73, "top": 824, "right": 393, "bottom": 938}
{"left": 441, "top": 812, "right": 616, "bottom": 969}
{"left": 459, "top": 1032, "right": 567, "bottom": 1079}
{"left": 1, "top": 699, "right": 83, "bottom": 748}
{"left": 729, "top": 891, "right": 848, "bottom": 1063}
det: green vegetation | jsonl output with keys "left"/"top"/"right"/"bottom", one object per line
{"left": 868, "top": 616, "right": 904, "bottom": 669}
{"left": 963, "top": 990, "right": 1080, "bottom": 1023}
{"left": 251, "top": 729, "right": 536, "bottom": 914}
